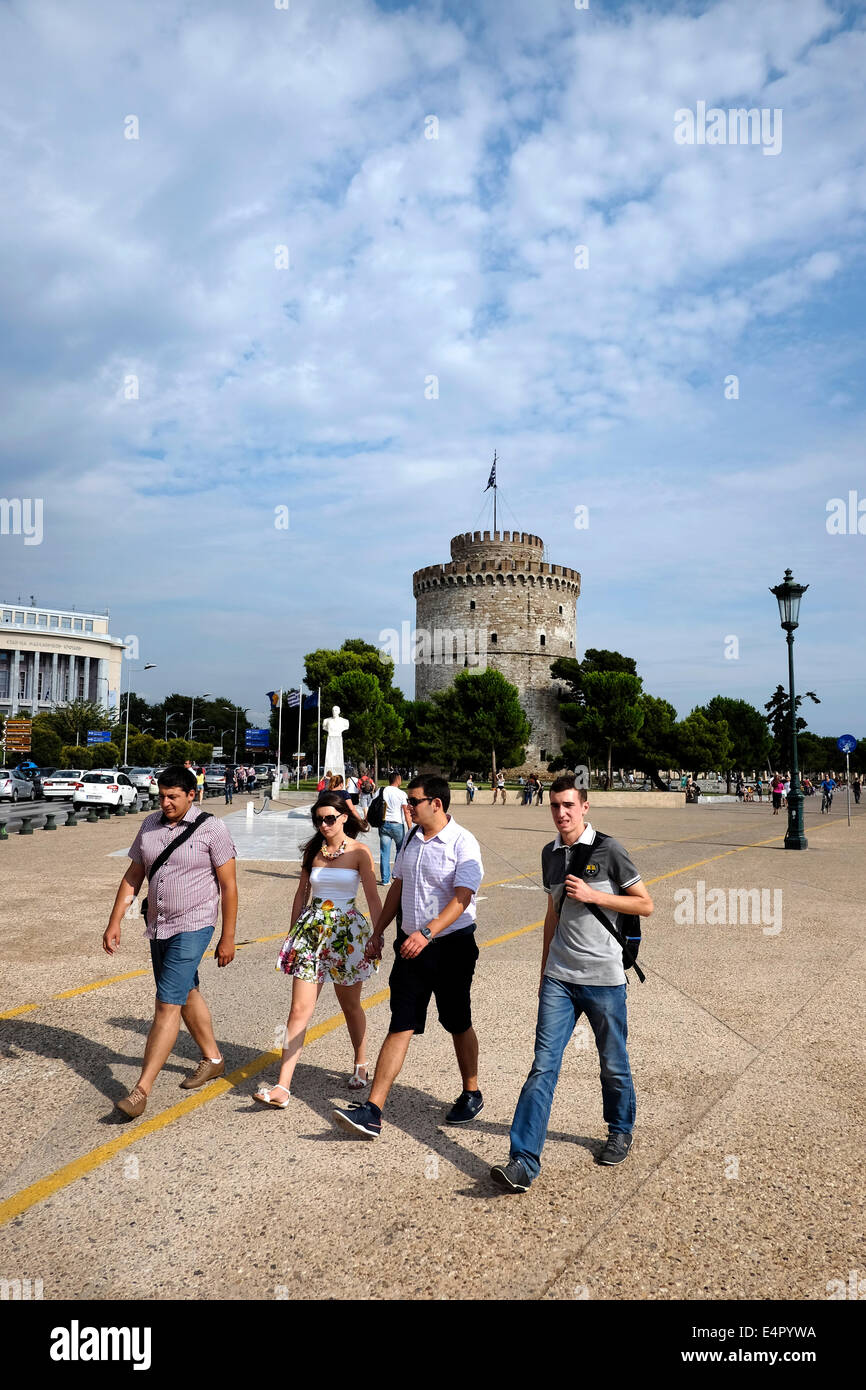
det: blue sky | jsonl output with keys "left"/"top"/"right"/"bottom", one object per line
{"left": 0, "top": 0, "right": 863, "bottom": 735}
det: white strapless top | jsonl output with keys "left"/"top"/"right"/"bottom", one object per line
{"left": 309, "top": 864, "right": 360, "bottom": 910}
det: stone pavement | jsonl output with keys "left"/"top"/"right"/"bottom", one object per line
{"left": 0, "top": 795, "right": 862, "bottom": 1301}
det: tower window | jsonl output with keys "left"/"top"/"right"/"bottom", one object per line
{"left": 539, "top": 634, "right": 545, "bottom": 647}
{"left": 559, "top": 605, "right": 563, "bottom": 614}
{"left": 469, "top": 600, "right": 475, "bottom": 610}
{"left": 490, "top": 633, "right": 497, "bottom": 644}
{"left": 540, "top": 749, "right": 547, "bottom": 761}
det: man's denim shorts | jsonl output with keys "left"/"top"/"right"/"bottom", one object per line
{"left": 149, "top": 926, "right": 214, "bottom": 1005}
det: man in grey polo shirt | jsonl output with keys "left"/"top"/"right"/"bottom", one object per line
{"left": 491, "top": 773, "right": 653, "bottom": 1190}
{"left": 332, "top": 773, "right": 484, "bottom": 1138}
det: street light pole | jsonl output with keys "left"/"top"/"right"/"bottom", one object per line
{"left": 770, "top": 568, "right": 808, "bottom": 851}
{"left": 189, "top": 693, "right": 211, "bottom": 741}
{"left": 123, "top": 663, "right": 156, "bottom": 766}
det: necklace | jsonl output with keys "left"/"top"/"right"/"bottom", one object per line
{"left": 320, "top": 838, "right": 348, "bottom": 861}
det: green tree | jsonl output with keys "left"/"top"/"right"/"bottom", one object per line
{"left": 550, "top": 649, "right": 641, "bottom": 778}
{"left": 60, "top": 745, "right": 93, "bottom": 770}
{"left": 305, "top": 640, "right": 398, "bottom": 704}
{"left": 677, "top": 710, "right": 733, "bottom": 774}
{"left": 428, "top": 669, "right": 530, "bottom": 776}
{"left": 765, "top": 684, "right": 820, "bottom": 769}
{"left": 41, "top": 700, "right": 116, "bottom": 747}
{"left": 327, "top": 670, "right": 404, "bottom": 779}
{"left": 580, "top": 671, "right": 645, "bottom": 787}
{"left": 92, "top": 742, "right": 122, "bottom": 768}
{"left": 700, "top": 696, "right": 772, "bottom": 789}
{"left": 628, "top": 695, "right": 679, "bottom": 790}
{"left": 30, "top": 716, "right": 62, "bottom": 768}
{"left": 127, "top": 733, "right": 159, "bottom": 765}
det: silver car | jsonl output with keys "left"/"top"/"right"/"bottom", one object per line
{"left": 0, "top": 767, "right": 37, "bottom": 802}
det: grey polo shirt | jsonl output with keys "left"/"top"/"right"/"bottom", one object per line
{"left": 541, "top": 823, "right": 641, "bottom": 986}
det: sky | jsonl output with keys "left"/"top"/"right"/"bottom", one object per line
{"left": 1, "top": 0, "right": 864, "bottom": 736}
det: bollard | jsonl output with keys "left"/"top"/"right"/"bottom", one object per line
{"left": 43, "top": 812, "right": 57, "bottom": 830}
{"left": 98, "top": 806, "right": 110, "bottom": 820}
{"left": 86, "top": 806, "right": 99, "bottom": 822}
{"left": 246, "top": 799, "right": 254, "bottom": 822}
{"left": 116, "top": 801, "right": 126, "bottom": 816}
{"left": 149, "top": 796, "right": 159, "bottom": 811}
{"left": 20, "top": 816, "right": 34, "bottom": 834}
{"left": 65, "top": 808, "right": 77, "bottom": 826}
{"left": 0, "top": 819, "right": 7, "bottom": 840}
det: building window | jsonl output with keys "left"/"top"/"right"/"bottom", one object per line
{"left": 61, "top": 617, "right": 71, "bottom": 630}
{"left": 50, "top": 615, "right": 59, "bottom": 628}
{"left": 539, "top": 634, "right": 545, "bottom": 647}
{"left": 490, "top": 633, "right": 497, "bottom": 644}
{"left": 540, "top": 749, "right": 547, "bottom": 761}
{"left": 26, "top": 612, "right": 36, "bottom": 625}
{"left": 85, "top": 620, "right": 93, "bottom": 632}
{"left": 569, "top": 641, "right": 573, "bottom": 648}
{"left": 38, "top": 613, "right": 48, "bottom": 627}
{"left": 14, "top": 612, "right": 24, "bottom": 623}
{"left": 74, "top": 618, "right": 83, "bottom": 631}
{"left": 2, "top": 610, "right": 10, "bottom": 622}
{"left": 469, "top": 600, "right": 475, "bottom": 610}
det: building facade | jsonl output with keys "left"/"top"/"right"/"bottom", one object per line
{"left": 412, "top": 530, "right": 581, "bottom": 767}
{"left": 0, "top": 604, "right": 125, "bottom": 718}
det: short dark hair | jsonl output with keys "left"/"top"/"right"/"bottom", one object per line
{"left": 158, "top": 765, "right": 197, "bottom": 794}
{"left": 407, "top": 773, "right": 450, "bottom": 811}
{"left": 389, "top": 771, "right": 401, "bottom": 784}
{"left": 549, "top": 773, "right": 587, "bottom": 803}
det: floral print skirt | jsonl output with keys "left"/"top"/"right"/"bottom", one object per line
{"left": 277, "top": 896, "right": 379, "bottom": 986}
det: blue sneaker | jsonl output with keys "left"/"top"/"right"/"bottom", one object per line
{"left": 490, "top": 1158, "right": 530, "bottom": 1193}
{"left": 443, "top": 1090, "right": 484, "bottom": 1125}
{"left": 332, "top": 1100, "right": 382, "bottom": 1138}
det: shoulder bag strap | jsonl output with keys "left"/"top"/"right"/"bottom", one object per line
{"left": 147, "top": 811, "right": 213, "bottom": 884}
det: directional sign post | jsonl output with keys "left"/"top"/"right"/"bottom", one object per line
{"left": 3, "top": 717, "right": 32, "bottom": 755}
{"left": 837, "top": 736, "right": 857, "bottom": 826}
{"left": 245, "top": 728, "right": 270, "bottom": 749}
{"left": 87, "top": 730, "right": 112, "bottom": 746}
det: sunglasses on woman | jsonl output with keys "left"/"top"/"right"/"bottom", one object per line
{"left": 314, "top": 813, "right": 342, "bottom": 827}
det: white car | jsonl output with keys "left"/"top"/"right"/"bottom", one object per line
{"left": 42, "top": 770, "right": 88, "bottom": 800}
{"left": 0, "top": 767, "right": 38, "bottom": 802}
{"left": 126, "top": 767, "right": 158, "bottom": 794}
{"left": 73, "top": 770, "right": 137, "bottom": 810}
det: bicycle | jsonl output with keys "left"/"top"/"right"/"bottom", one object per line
{"left": 821, "top": 789, "right": 833, "bottom": 814}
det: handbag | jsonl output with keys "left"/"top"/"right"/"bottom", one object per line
{"left": 141, "top": 812, "right": 213, "bottom": 919}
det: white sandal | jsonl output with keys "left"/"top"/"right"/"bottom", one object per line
{"left": 254, "top": 1083, "right": 291, "bottom": 1108}
{"left": 348, "top": 1063, "right": 369, "bottom": 1091}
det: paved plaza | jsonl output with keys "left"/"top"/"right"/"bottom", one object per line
{"left": 0, "top": 794, "right": 862, "bottom": 1301}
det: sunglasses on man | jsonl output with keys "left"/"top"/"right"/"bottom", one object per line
{"left": 405, "top": 796, "right": 434, "bottom": 808}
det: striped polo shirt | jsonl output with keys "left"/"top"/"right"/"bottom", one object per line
{"left": 128, "top": 807, "right": 237, "bottom": 941}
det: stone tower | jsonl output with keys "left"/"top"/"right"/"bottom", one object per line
{"left": 412, "top": 530, "right": 581, "bottom": 768}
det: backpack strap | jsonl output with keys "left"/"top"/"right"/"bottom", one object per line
{"left": 564, "top": 834, "right": 646, "bottom": 984}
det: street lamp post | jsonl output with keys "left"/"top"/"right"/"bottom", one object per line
{"left": 165, "top": 711, "right": 184, "bottom": 741}
{"left": 233, "top": 706, "right": 250, "bottom": 762}
{"left": 770, "top": 568, "right": 809, "bottom": 850}
{"left": 123, "top": 663, "right": 157, "bottom": 765}
{"left": 189, "top": 693, "right": 211, "bottom": 741}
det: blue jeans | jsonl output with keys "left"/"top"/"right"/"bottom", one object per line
{"left": 509, "top": 975, "right": 635, "bottom": 1182}
{"left": 379, "top": 821, "right": 405, "bottom": 883}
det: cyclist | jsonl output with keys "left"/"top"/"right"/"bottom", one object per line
{"left": 821, "top": 776, "right": 836, "bottom": 813}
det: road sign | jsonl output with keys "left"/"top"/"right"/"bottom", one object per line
{"left": 837, "top": 735, "right": 857, "bottom": 754}
{"left": 87, "top": 730, "right": 112, "bottom": 745}
{"left": 245, "top": 728, "right": 270, "bottom": 747}
{"left": 5, "top": 718, "right": 31, "bottom": 729}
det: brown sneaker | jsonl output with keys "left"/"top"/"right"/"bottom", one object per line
{"left": 116, "top": 1086, "right": 147, "bottom": 1119}
{"left": 180, "top": 1058, "right": 225, "bottom": 1090}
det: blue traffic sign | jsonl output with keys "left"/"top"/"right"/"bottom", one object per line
{"left": 87, "top": 730, "right": 111, "bottom": 744}
{"left": 837, "top": 735, "right": 857, "bottom": 754}
{"left": 245, "top": 728, "right": 270, "bottom": 747}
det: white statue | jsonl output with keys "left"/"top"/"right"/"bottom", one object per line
{"left": 322, "top": 705, "right": 349, "bottom": 784}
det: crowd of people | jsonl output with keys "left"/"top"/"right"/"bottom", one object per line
{"left": 102, "top": 763, "right": 653, "bottom": 1186}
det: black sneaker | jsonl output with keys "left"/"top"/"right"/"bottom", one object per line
{"left": 597, "top": 1131, "right": 633, "bottom": 1165}
{"left": 443, "top": 1090, "right": 484, "bottom": 1125}
{"left": 332, "top": 1100, "right": 382, "bottom": 1138}
{"left": 490, "top": 1158, "right": 530, "bottom": 1193}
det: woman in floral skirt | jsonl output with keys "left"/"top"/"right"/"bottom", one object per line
{"left": 254, "top": 792, "right": 382, "bottom": 1107}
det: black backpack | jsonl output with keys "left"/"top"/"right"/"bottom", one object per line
{"left": 366, "top": 787, "right": 386, "bottom": 828}
{"left": 544, "top": 831, "right": 645, "bottom": 983}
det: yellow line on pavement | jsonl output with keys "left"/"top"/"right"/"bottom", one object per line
{"left": 53, "top": 970, "right": 149, "bottom": 1000}
{"left": 0, "top": 1003, "right": 39, "bottom": 1019}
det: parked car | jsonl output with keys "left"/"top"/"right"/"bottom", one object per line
{"left": 203, "top": 765, "right": 226, "bottom": 793}
{"left": 126, "top": 767, "right": 158, "bottom": 794}
{"left": 42, "top": 770, "right": 88, "bottom": 800}
{"left": 0, "top": 767, "right": 38, "bottom": 801}
{"left": 17, "top": 768, "right": 44, "bottom": 798}
{"left": 72, "top": 770, "right": 137, "bottom": 810}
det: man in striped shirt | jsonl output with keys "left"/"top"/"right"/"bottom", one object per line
{"left": 103, "top": 765, "right": 238, "bottom": 1119}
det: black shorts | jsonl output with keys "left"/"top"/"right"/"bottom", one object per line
{"left": 388, "top": 929, "right": 479, "bottom": 1036}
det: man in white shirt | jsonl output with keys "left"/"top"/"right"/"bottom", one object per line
{"left": 332, "top": 774, "right": 485, "bottom": 1138}
{"left": 379, "top": 772, "right": 411, "bottom": 885}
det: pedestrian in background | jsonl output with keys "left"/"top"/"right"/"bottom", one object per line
{"left": 196, "top": 767, "right": 205, "bottom": 804}
{"left": 379, "top": 772, "right": 411, "bottom": 885}
{"left": 224, "top": 766, "right": 234, "bottom": 804}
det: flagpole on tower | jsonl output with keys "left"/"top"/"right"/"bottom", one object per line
{"left": 484, "top": 449, "right": 498, "bottom": 532}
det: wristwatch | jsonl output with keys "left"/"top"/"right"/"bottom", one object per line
{"left": 419, "top": 925, "right": 433, "bottom": 940}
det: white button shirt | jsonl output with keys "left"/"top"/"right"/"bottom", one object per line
{"left": 393, "top": 815, "right": 484, "bottom": 938}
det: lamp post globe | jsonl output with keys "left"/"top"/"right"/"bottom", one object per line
{"left": 769, "top": 569, "right": 808, "bottom": 850}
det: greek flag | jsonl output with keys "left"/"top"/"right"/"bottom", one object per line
{"left": 286, "top": 691, "right": 301, "bottom": 709}
{"left": 484, "top": 451, "right": 497, "bottom": 490}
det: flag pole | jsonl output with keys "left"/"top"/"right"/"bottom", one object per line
{"left": 493, "top": 449, "right": 497, "bottom": 533}
{"left": 316, "top": 686, "right": 321, "bottom": 781}
{"left": 295, "top": 683, "right": 303, "bottom": 789}
{"left": 276, "top": 687, "right": 283, "bottom": 788}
